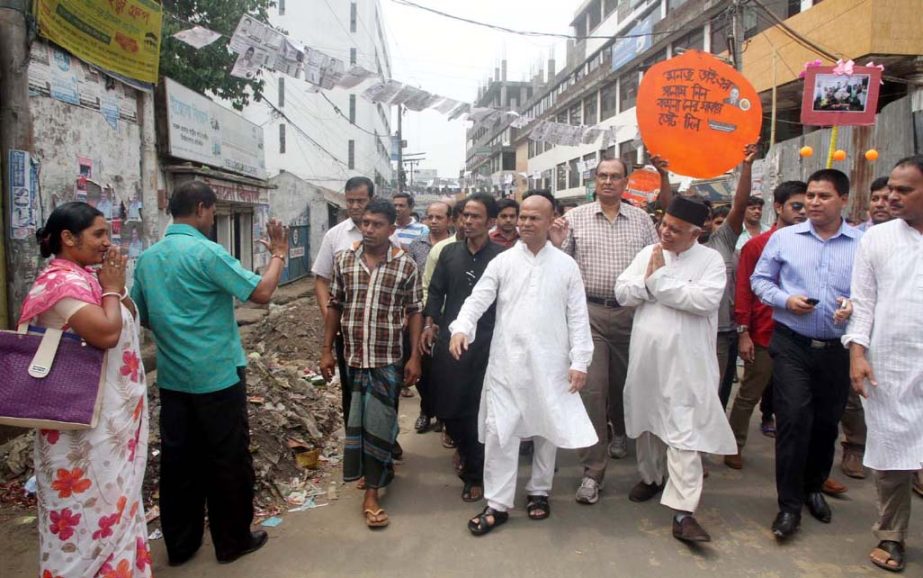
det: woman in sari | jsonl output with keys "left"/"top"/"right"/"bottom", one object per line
{"left": 20, "top": 202, "right": 152, "bottom": 578}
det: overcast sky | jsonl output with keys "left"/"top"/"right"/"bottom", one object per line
{"left": 379, "top": 0, "right": 578, "bottom": 178}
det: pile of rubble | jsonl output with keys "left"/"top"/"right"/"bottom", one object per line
{"left": 2, "top": 294, "right": 345, "bottom": 518}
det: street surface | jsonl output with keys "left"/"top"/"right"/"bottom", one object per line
{"left": 2, "top": 406, "right": 920, "bottom": 577}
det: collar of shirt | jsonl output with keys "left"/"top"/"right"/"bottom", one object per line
{"left": 792, "top": 219, "right": 861, "bottom": 242}
{"left": 350, "top": 241, "right": 402, "bottom": 266}
{"left": 517, "top": 239, "right": 552, "bottom": 260}
{"left": 591, "top": 201, "right": 628, "bottom": 222}
{"left": 166, "top": 223, "right": 208, "bottom": 239}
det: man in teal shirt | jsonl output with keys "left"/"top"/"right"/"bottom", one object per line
{"left": 132, "top": 181, "right": 288, "bottom": 566}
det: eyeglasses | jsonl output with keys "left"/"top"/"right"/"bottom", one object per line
{"left": 789, "top": 202, "right": 805, "bottom": 211}
{"left": 597, "top": 173, "right": 625, "bottom": 183}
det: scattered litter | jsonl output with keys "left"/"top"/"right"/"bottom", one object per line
{"left": 145, "top": 505, "right": 160, "bottom": 523}
{"left": 327, "top": 483, "right": 338, "bottom": 501}
{"left": 288, "top": 497, "right": 328, "bottom": 513}
{"left": 148, "top": 529, "right": 163, "bottom": 540}
{"left": 261, "top": 516, "right": 284, "bottom": 527}
{"left": 15, "top": 515, "right": 37, "bottom": 526}
{"left": 24, "top": 475, "right": 37, "bottom": 494}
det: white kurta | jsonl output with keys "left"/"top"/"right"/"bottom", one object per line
{"left": 449, "top": 241, "right": 598, "bottom": 449}
{"left": 843, "top": 219, "right": 923, "bottom": 470}
{"left": 615, "top": 242, "right": 736, "bottom": 455}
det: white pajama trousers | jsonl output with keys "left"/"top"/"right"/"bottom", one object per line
{"left": 483, "top": 418, "right": 557, "bottom": 512}
{"left": 636, "top": 432, "right": 703, "bottom": 513}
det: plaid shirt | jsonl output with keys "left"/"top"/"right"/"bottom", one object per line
{"left": 330, "top": 242, "right": 423, "bottom": 368}
{"left": 562, "top": 201, "right": 658, "bottom": 300}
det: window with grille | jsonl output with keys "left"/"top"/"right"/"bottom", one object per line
{"left": 584, "top": 93, "right": 598, "bottom": 126}
{"left": 619, "top": 70, "right": 638, "bottom": 112}
{"left": 601, "top": 82, "right": 617, "bottom": 120}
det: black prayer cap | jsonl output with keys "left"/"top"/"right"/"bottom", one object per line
{"left": 666, "top": 196, "right": 710, "bottom": 228}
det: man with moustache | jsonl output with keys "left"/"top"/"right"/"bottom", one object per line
{"left": 857, "top": 176, "right": 893, "bottom": 231}
{"left": 449, "top": 192, "right": 596, "bottom": 535}
{"left": 551, "top": 155, "right": 672, "bottom": 504}
{"left": 616, "top": 196, "right": 733, "bottom": 542}
{"left": 845, "top": 156, "right": 923, "bottom": 572}
{"left": 489, "top": 198, "right": 520, "bottom": 248}
{"left": 424, "top": 194, "right": 505, "bottom": 502}
{"left": 752, "top": 169, "right": 862, "bottom": 539}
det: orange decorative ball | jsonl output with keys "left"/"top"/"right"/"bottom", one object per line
{"left": 865, "top": 149, "right": 879, "bottom": 161}
{"left": 833, "top": 149, "right": 847, "bottom": 161}
{"left": 799, "top": 146, "right": 814, "bottom": 158}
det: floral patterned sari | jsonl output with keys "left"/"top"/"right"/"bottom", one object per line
{"left": 21, "top": 260, "right": 152, "bottom": 578}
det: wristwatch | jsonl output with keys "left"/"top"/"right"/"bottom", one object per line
{"left": 736, "top": 324, "right": 749, "bottom": 334}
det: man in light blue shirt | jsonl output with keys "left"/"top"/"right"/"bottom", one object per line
{"left": 133, "top": 181, "right": 288, "bottom": 566}
{"left": 751, "top": 168, "right": 862, "bottom": 540}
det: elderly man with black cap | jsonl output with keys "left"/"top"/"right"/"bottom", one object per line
{"left": 615, "top": 196, "right": 736, "bottom": 543}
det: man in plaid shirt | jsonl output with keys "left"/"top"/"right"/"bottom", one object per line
{"left": 320, "top": 198, "right": 423, "bottom": 529}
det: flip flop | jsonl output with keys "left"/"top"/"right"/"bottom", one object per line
{"left": 364, "top": 508, "right": 390, "bottom": 528}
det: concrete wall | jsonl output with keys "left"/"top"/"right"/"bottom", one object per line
{"left": 269, "top": 171, "right": 332, "bottom": 264}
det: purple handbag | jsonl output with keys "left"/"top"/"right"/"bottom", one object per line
{"left": 0, "top": 325, "right": 106, "bottom": 430}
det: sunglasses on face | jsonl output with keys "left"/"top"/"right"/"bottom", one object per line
{"left": 789, "top": 202, "right": 805, "bottom": 211}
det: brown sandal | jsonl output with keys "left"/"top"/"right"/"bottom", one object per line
{"left": 364, "top": 508, "right": 389, "bottom": 528}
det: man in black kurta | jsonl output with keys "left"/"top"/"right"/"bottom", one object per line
{"left": 423, "top": 193, "right": 505, "bottom": 501}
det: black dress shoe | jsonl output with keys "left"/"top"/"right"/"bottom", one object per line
{"left": 414, "top": 414, "right": 431, "bottom": 433}
{"left": 805, "top": 492, "right": 832, "bottom": 523}
{"left": 771, "top": 511, "right": 801, "bottom": 539}
{"left": 217, "top": 530, "right": 269, "bottom": 564}
{"left": 673, "top": 516, "right": 711, "bottom": 542}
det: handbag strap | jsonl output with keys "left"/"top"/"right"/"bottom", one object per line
{"left": 28, "top": 328, "right": 64, "bottom": 379}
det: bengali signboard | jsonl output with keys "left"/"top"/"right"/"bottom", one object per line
{"left": 164, "top": 78, "right": 266, "bottom": 180}
{"left": 611, "top": 8, "right": 660, "bottom": 73}
{"left": 35, "top": 0, "right": 163, "bottom": 85}
{"left": 636, "top": 50, "right": 762, "bottom": 179}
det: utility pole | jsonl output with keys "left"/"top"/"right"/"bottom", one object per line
{"left": 396, "top": 104, "right": 403, "bottom": 193}
{"left": 0, "top": 0, "right": 33, "bottom": 328}
{"left": 729, "top": 0, "right": 744, "bottom": 72}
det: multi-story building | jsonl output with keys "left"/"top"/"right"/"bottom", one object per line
{"left": 464, "top": 60, "right": 550, "bottom": 196}
{"left": 487, "top": 0, "right": 923, "bottom": 206}
{"left": 242, "top": 0, "right": 394, "bottom": 194}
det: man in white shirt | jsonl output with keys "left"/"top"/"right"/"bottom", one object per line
{"left": 615, "top": 196, "right": 734, "bottom": 543}
{"left": 449, "top": 192, "right": 596, "bottom": 536}
{"left": 844, "top": 156, "right": 923, "bottom": 573}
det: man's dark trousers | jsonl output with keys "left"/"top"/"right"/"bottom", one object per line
{"left": 770, "top": 326, "right": 850, "bottom": 514}
{"left": 159, "top": 368, "right": 255, "bottom": 562}
{"left": 442, "top": 416, "right": 484, "bottom": 484}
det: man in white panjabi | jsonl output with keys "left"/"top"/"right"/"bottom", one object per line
{"left": 615, "top": 196, "right": 736, "bottom": 543}
{"left": 844, "top": 156, "right": 923, "bottom": 573}
{"left": 449, "top": 193, "right": 597, "bottom": 536}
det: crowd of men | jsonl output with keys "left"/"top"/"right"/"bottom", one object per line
{"left": 311, "top": 154, "right": 922, "bottom": 573}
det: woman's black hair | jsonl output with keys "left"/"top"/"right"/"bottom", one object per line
{"left": 36, "top": 202, "right": 105, "bottom": 258}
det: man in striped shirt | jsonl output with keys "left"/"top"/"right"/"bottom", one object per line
{"left": 752, "top": 168, "right": 862, "bottom": 539}
{"left": 391, "top": 192, "right": 429, "bottom": 249}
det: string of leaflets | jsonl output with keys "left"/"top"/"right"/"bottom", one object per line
{"left": 171, "top": 14, "right": 640, "bottom": 149}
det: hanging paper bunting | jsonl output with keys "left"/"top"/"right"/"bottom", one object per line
{"left": 173, "top": 26, "right": 222, "bottom": 49}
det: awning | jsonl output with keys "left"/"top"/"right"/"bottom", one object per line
{"left": 322, "top": 189, "right": 347, "bottom": 209}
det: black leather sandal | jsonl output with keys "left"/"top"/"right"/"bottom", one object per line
{"left": 526, "top": 495, "right": 550, "bottom": 520}
{"left": 468, "top": 506, "right": 509, "bottom": 536}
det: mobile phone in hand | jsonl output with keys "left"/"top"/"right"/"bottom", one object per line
{"left": 805, "top": 298, "right": 820, "bottom": 306}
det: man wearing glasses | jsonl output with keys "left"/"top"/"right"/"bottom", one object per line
{"left": 725, "top": 181, "right": 807, "bottom": 470}
{"left": 550, "top": 155, "right": 671, "bottom": 504}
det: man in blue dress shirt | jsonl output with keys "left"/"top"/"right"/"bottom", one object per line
{"left": 751, "top": 168, "right": 862, "bottom": 540}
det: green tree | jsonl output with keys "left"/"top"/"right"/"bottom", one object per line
{"left": 159, "top": 0, "right": 274, "bottom": 109}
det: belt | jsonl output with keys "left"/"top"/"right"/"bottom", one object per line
{"left": 587, "top": 296, "right": 621, "bottom": 308}
{"left": 775, "top": 324, "right": 841, "bottom": 350}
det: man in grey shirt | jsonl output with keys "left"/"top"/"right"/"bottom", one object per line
{"left": 697, "top": 144, "right": 757, "bottom": 408}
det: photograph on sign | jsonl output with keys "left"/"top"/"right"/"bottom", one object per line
{"left": 636, "top": 50, "right": 762, "bottom": 179}
{"left": 799, "top": 66, "right": 881, "bottom": 126}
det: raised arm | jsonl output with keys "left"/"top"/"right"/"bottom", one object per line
{"left": 724, "top": 144, "right": 757, "bottom": 235}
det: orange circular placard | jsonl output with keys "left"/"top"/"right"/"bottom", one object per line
{"left": 637, "top": 50, "right": 763, "bottom": 179}
{"left": 623, "top": 169, "right": 662, "bottom": 208}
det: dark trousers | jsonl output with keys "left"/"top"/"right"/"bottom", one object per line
{"left": 443, "top": 416, "right": 484, "bottom": 484}
{"left": 159, "top": 371, "right": 255, "bottom": 562}
{"left": 417, "top": 354, "right": 436, "bottom": 418}
{"left": 336, "top": 332, "right": 352, "bottom": 424}
{"left": 770, "top": 327, "right": 850, "bottom": 514}
{"left": 717, "top": 330, "right": 739, "bottom": 409}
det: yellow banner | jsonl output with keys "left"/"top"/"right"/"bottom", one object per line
{"left": 35, "top": 0, "right": 163, "bottom": 85}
